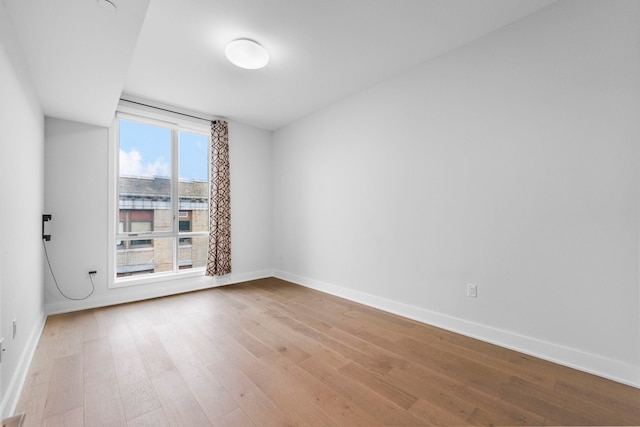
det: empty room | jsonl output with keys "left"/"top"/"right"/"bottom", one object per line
{"left": 1, "top": 0, "right": 639, "bottom": 425}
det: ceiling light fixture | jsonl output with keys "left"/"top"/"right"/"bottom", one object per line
{"left": 225, "top": 39, "right": 269, "bottom": 70}
{"left": 97, "top": 0, "right": 117, "bottom": 12}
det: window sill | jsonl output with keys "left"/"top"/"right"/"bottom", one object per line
{"left": 110, "top": 267, "right": 206, "bottom": 289}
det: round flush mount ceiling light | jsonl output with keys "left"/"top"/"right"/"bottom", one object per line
{"left": 225, "top": 39, "right": 269, "bottom": 70}
{"left": 97, "top": 0, "right": 117, "bottom": 12}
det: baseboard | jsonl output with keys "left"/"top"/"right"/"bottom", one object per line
{"left": 273, "top": 270, "right": 640, "bottom": 389}
{"left": 1, "top": 310, "right": 46, "bottom": 419}
{"left": 46, "top": 269, "right": 274, "bottom": 315}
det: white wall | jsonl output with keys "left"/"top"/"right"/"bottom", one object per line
{"left": 44, "top": 117, "right": 273, "bottom": 314}
{"left": 273, "top": 0, "right": 640, "bottom": 386}
{"left": 0, "top": 0, "right": 46, "bottom": 416}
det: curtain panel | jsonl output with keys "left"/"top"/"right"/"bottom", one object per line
{"left": 206, "top": 120, "right": 231, "bottom": 276}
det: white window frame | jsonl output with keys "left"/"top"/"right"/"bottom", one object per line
{"left": 108, "top": 106, "right": 211, "bottom": 288}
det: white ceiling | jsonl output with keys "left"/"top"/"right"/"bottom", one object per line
{"left": 4, "top": 0, "right": 557, "bottom": 130}
{"left": 3, "top": 0, "right": 150, "bottom": 127}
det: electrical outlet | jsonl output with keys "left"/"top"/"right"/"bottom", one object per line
{"left": 467, "top": 284, "right": 478, "bottom": 298}
{"left": 13, "top": 319, "right": 16, "bottom": 339}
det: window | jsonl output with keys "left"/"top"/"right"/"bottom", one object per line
{"left": 112, "top": 113, "right": 210, "bottom": 284}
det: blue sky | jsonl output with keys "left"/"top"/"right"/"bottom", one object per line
{"left": 119, "top": 119, "right": 208, "bottom": 182}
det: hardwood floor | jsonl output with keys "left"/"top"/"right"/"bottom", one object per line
{"left": 15, "top": 278, "right": 640, "bottom": 426}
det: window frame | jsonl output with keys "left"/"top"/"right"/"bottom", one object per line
{"left": 108, "top": 108, "right": 211, "bottom": 288}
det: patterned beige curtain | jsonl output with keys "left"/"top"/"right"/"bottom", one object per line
{"left": 206, "top": 120, "right": 232, "bottom": 276}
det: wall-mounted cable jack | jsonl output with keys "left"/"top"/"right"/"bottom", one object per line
{"left": 42, "top": 214, "right": 52, "bottom": 241}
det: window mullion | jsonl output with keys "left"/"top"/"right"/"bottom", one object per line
{"left": 172, "top": 128, "right": 180, "bottom": 273}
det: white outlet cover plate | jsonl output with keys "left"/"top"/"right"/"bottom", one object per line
{"left": 467, "top": 284, "right": 478, "bottom": 298}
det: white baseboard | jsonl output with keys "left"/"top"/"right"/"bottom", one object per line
{"left": 274, "top": 270, "right": 640, "bottom": 389}
{"left": 1, "top": 310, "right": 46, "bottom": 418}
{"left": 46, "top": 269, "right": 273, "bottom": 315}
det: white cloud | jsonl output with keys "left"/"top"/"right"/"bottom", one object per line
{"left": 119, "top": 149, "right": 170, "bottom": 178}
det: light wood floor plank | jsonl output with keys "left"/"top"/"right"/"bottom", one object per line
{"left": 211, "top": 407, "right": 255, "bottom": 427}
{"left": 298, "top": 356, "right": 426, "bottom": 426}
{"left": 282, "top": 362, "right": 386, "bottom": 426}
{"left": 408, "top": 397, "right": 470, "bottom": 426}
{"left": 212, "top": 333, "right": 339, "bottom": 426}
{"left": 83, "top": 395, "right": 126, "bottom": 427}
{"left": 14, "top": 278, "right": 640, "bottom": 426}
{"left": 15, "top": 382, "right": 48, "bottom": 427}
{"left": 41, "top": 406, "right": 84, "bottom": 427}
{"left": 126, "top": 409, "right": 170, "bottom": 427}
{"left": 153, "top": 323, "right": 239, "bottom": 422}
{"left": 257, "top": 309, "right": 351, "bottom": 369}
{"left": 42, "top": 353, "right": 83, "bottom": 419}
{"left": 132, "top": 328, "right": 176, "bottom": 378}
{"left": 388, "top": 360, "right": 546, "bottom": 425}
{"left": 21, "top": 348, "right": 54, "bottom": 389}
{"left": 247, "top": 322, "right": 311, "bottom": 364}
{"left": 171, "top": 318, "right": 226, "bottom": 366}
{"left": 151, "top": 370, "right": 213, "bottom": 427}
{"left": 108, "top": 323, "right": 161, "bottom": 421}
{"left": 208, "top": 359, "right": 297, "bottom": 427}
{"left": 338, "top": 361, "right": 418, "bottom": 410}
{"left": 83, "top": 337, "right": 126, "bottom": 427}
{"left": 405, "top": 322, "right": 558, "bottom": 389}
